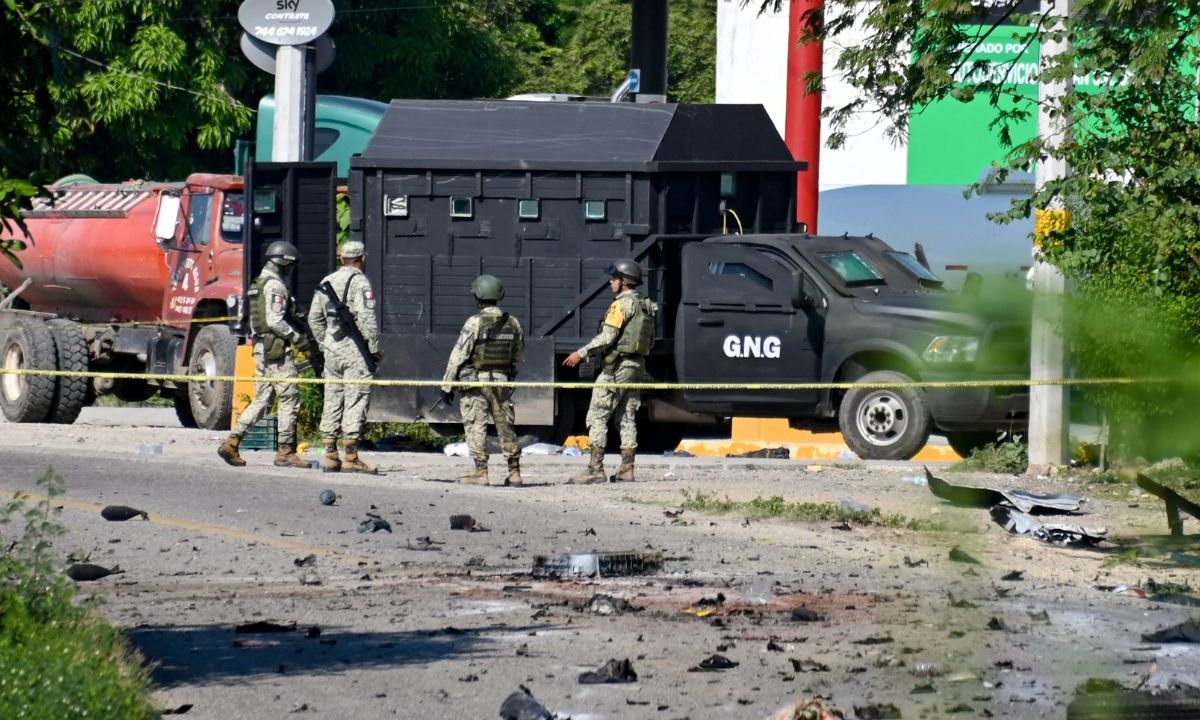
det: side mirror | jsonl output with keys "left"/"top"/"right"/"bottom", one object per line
{"left": 154, "top": 193, "right": 181, "bottom": 249}
{"left": 791, "top": 271, "right": 814, "bottom": 308}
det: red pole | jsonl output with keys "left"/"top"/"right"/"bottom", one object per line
{"left": 784, "top": 0, "right": 823, "bottom": 233}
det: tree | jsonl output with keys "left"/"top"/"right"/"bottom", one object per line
{"left": 525, "top": 0, "right": 716, "bottom": 103}
{"left": 757, "top": 0, "right": 1200, "bottom": 456}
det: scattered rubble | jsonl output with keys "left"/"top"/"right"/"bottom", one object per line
{"left": 498, "top": 686, "right": 555, "bottom": 720}
{"left": 100, "top": 505, "right": 149, "bottom": 521}
{"left": 65, "top": 563, "right": 123, "bottom": 581}
{"left": 578, "top": 658, "right": 638, "bottom": 684}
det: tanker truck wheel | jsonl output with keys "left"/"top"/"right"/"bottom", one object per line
{"left": 46, "top": 319, "right": 89, "bottom": 424}
{"left": 838, "top": 370, "right": 931, "bottom": 460}
{"left": 0, "top": 317, "right": 57, "bottom": 423}
{"left": 185, "top": 325, "right": 236, "bottom": 431}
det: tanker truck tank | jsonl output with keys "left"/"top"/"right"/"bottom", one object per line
{"left": 0, "top": 181, "right": 179, "bottom": 322}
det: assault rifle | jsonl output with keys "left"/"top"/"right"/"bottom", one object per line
{"left": 316, "top": 279, "right": 378, "bottom": 374}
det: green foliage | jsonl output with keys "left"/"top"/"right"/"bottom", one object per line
{"left": 679, "top": 489, "right": 945, "bottom": 531}
{"left": 526, "top": 0, "right": 715, "bottom": 102}
{"left": 950, "top": 435, "right": 1028, "bottom": 474}
{"left": 0, "top": 469, "right": 157, "bottom": 719}
{"left": 296, "top": 365, "right": 324, "bottom": 443}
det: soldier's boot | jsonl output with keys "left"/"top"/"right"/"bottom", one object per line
{"left": 341, "top": 442, "right": 378, "bottom": 475}
{"left": 459, "top": 459, "right": 490, "bottom": 485}
{"left": 274, "top": 444, "right": 311, "bottom": 469}
{"left": 218, "top": 436, "right": 246, "bottom": 467}
{"left": 569, "top": 446, "right": 606, "bottom": 485}
{"left": 504, "top": 457, "right": 524, "bottom": 486}
{"left": 613, "top": 449, "right": 636, "bottom": 482}
{"left": 322, "top": 440, "right": 342, "bottom": 473}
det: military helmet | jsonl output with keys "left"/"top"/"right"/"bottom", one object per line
{"left": 470, "top": 274, "right": 505, "bottom": 302}
{"left": 264, "top": 240, "right": 299, "bottom": 267}
{"left": 606, "top": 259, "right": 643, "bottom": 286}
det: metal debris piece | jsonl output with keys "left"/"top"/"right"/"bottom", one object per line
{"left": 1142, "top": 620, "right": 1200, "bottom": 644}
{"left": 948, "top": 547, "right": 981, "bottom": 565}
{"left": 531, "top": 550, "right": 662, "bottom": 579}
{"left": 990, "top": 506, "right": 1107, "bottom": 546}
{"left": 499, "top": 685, "right": 554, "bottom": 720}
{"left": 1136, "top": 472, "right": 1200, "bottom": 536}
{"left": 726, "top": 447, "right": 790, "bottom": 459}
{"left": 789, "top": 658, "right": 830, "bottom": 673}
{"left": 66, "top": 563, "right": 124, "bottom": 581}
{"left": 578, "top": 658, "right": 638, "bottom": 684}
{"left": 925, "top": 466, "right": 1082, "bottom": 513}
{"left": 790, "top": 606, "right": 825, "bottom": 622}
{"left": 688, "top": 654, "right": 739, "bottom": 672}
{"left": 100, "top": 505, "right": 149, "bottom": 521}
{"left": 319, "top": 489, "right": 337, "bottom": 506}
{"left": 852, "top": 702, "right": 901, "bottom": 719}
{"left": 357, "top": 514, "right": 392, "bottom": 533}
{"left": 293, "top": 554, "right": 317, "bottom": 567}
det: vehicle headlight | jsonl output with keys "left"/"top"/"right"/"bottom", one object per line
{"left": 923, "top": 335, "right": 979, "bottom": 364}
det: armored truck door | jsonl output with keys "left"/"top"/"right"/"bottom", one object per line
{"left": 675, "top": 242, "right": 822, "bottom": 413}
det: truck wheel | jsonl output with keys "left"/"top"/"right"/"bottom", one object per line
{"left": 173, "top": 388, "right": 198, "bottom": 428}
{"left": 186, "top": 325, "right": 236, "bottom": 431}
{"left": 838, "top": 370, "right": 931, "bottom": 460}
{"left": 945, "top": 431, "right": 1002, "bottom": 459}
{"left": 0, "top": 317, "right": 57, "bottom": 423}
{"left": 46, "top": 320, "right": 89, "bottom": 424}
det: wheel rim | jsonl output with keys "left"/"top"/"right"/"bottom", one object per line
{"left": 855, "top": 390, "right": 908, "bottom": 447}
{"left": 2, "top": 343, "right": 25, "bottom": 403}
{"left": 190, "top": 347, "right": 220, "bottom": 409}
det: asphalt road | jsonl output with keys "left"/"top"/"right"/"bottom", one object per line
{"left": 1, "top": 409, "right": 1197, "bottom": 719}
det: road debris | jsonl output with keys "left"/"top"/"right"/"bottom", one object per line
{"left": 1141, "top": 620, "right": 1200, "bottom": 643}
{"left": 66, "top": 563, "right": 124, "bottom": 581}
{"left": 790, "top": 606, "right": 825, "bottom": 622}
{"left": 319, "top": 489, "right": 337, "bottom": 506}
{"left": 406, "top": 536, "right": 444, "bottom": 551}
{"left": 726, "top": 447, "right": 790, "bottom": 459}
{"left": 766, "top": 696, "right": 845, "bottom": 720}
{"left": 990, "top": 506, "right": 1107, "bottom": 546}
{"left": 450, "top": 514, "right": 488, "bottom": 531}
{"left": 232, "top": 638, "right": 278, "bottom": 649}
{"left": 788, "top": 658, "right": 829, "bottom": 673}
{"left": 498, "top": 685, "right": 555, "bottom": 720}
{"left": 161, "top": 704, "right": 194, "bottom": 715}
{"left": 688, "top": 653, "right": 739, "bottom": 671}
{"left": 100, "top": 505, "right": 149, "bottom": 521}
{"left": 579, "top": 594, "right": 638, "bottom": 615}
{"left": 532, "top": 550, "right": 662, "bottom": 579}
{"left": 1067, "top": 682, "right": 1200, "bottom": 719}
{"left": 357, "top": 514, "right": 392, "bottom": 533}
{"left": 925, "top": 466, "right": 1083, "bottom": 512}
{"left": 852, "top": 702, "right": 901, "bottom": 719}
{"left": 293, "top": 554, "right": 317, "bottom": 567}
{"left": 578, "top": 658, "right": 638, "bottom": 684}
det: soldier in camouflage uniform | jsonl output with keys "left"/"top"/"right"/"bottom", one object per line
{"left": 441, "top": 275, "right": 525, "bottom": 486}
{"left": 307, "top": 241, "right": 382, "bottom": 474}
{"left": 563, "top": 259, "right": 657, "bottom": 484}
{"left": 218, "top": 241, "right": 312, "bottom": 469}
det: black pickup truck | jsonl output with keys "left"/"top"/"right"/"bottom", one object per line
{"left": 244, "top": 99, "right": 1029, "bottom": 459}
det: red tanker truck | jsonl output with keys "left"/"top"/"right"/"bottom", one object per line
{"left": 0, "top": 174, "right": 246, "bottom": 429}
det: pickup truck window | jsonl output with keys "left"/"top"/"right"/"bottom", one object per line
{"left": 708, "top": 261, "right": 773, "bottom": 291}
{"left": 221, "top": 194, "right": 244, "bottom": 243}
{"left": 886, "top": 250, "right": 942, "bottom": 285}
{"left": 817, "top": 251, "right": 884, "bottom": 286}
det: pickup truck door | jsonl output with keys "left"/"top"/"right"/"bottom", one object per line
{"left": 675, "top": 242, "right": 823, "bottom": 413}
{"left": 163, "top": 191, "right": 215, "bottom": 321}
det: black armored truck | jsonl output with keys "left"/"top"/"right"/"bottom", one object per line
{"left": 245, "top": 99, "right": 1029, "bottom": 460}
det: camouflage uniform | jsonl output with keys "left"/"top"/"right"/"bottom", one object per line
{"left": 577, "top": 289, "right": 649, "bottom": 452}
{"left": 308, "top": 265, "right": 379, "bottom": 442}
{"left": 231, "top": 264, "right": 303, "bottom": 447}
{"left": 441, "top": 306, "right": 525, "bottom": 466}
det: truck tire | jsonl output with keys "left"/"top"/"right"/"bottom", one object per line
{"left": 185, "top": 325, "right": 237, "bottom": 431}
{"left": 46, "top": 319, "right": 89, "bottom": 424}
{"left": 173, "top": 388, "right": 198, "bottom": 428}
{"left": 0, "top": 317, "right": 57, "bottom": 423}
{"left": 838, "top": 370, "right": 931, "bottom": 460}
{"left": 945, "top": 431, "right": 1002, "bottom": 459}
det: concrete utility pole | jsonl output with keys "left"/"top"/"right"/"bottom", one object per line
{"left": 272, "top": 45, "right": 309, "bottom": 162}
{"left": 1029, "top": 0, "right": 1071, "bottom": 469}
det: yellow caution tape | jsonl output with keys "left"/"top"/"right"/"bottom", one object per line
{"left": 0, "top": 366, "right": 1163, "bottom": 391}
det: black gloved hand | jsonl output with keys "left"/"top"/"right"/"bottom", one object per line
{"left": 295, "top": 334, "right": 311, "bottom": 353}
{"left": 440, "top": 390, "right": 455, "bottom": 405}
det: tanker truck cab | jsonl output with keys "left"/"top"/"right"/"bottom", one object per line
{"left": 158, "top": 174, "right": 245, "bottom": 327}
{"left": 675, "top": 234, "right": 1030, "bottom": 460}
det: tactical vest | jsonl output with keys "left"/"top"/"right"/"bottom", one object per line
{"left": 249, "top": 275, "right": 288, "bottom": 362}
{"left": 472, "top": 312, "right": 520, "bottom": 370}
{"left": 603, "top": 295, "right": 656, "bottom": 365}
